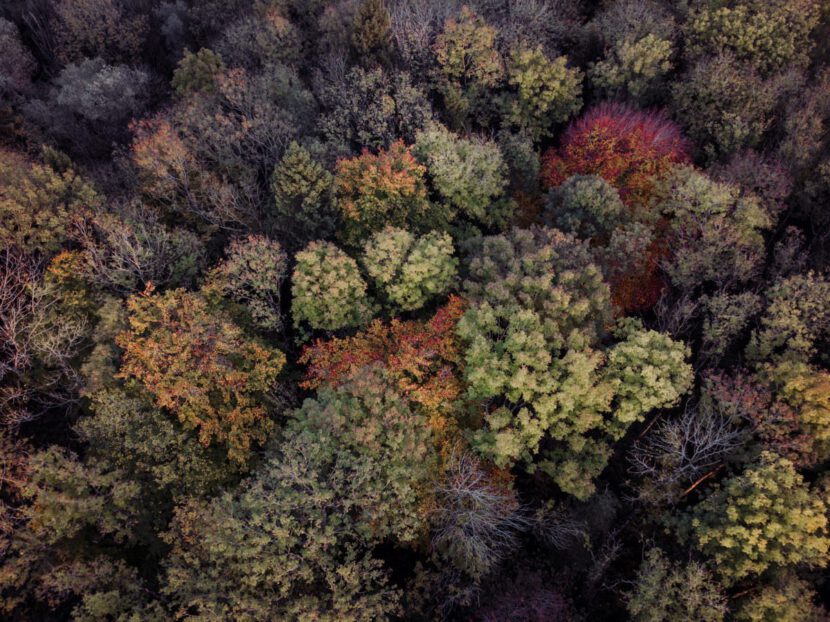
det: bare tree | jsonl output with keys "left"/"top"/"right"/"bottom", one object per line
{"left": 629, "top": 402, "right": 743, "bottom": 505}
{"left": 431, "top": 451, "right": 529, "bottom": 578}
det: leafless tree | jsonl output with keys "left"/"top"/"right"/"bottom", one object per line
{"left": 629, "top": 402, "right": 743, "bottom": 505}
{"left": 431, "top": 451, "right": 529, "bottom": 578}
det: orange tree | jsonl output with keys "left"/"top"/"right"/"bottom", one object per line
{"left": 299, "top": 296, "right": 466, "bottom": 448}
{"left": 117, "top": 285, "right": 285, "bottom": 465}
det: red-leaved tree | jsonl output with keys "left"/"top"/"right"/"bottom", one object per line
{"left": 540, "top": 102, "right": 691, "bottom": 209}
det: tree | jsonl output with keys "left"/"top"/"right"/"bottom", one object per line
{"left": 361, "top": 226, "right": 457, "bottom": 313}
{"left": 51, "top": 0, "right": 147, "bottom": 65}
{"left": 0, "top": 18, "right": 35, "bottom": 94}
{"left": 73, "top": 202, "right": 204, "bottom": 293}
{"left": 317, "top": 66, "right": 431, "bottom": 154}
{"left": 334, "top": 140, "right": 433, "bottom": 245}
{"left": 0, "top": 446, "right": 162, "bottom": 620}
{"left": 589, "top": 34, "right": 673, "bottom": 104}
{"left": 431, "top": 452, "right": 527, "bottom": 578}
{"left": 458, "top": 227, "right": 691, "bottom": 499}
{"left": 540, "top": 103, "right": 690, "bottom": 210}
{"left": 117, "top": 286, "right": 286, "bottom": 465}
{"left": 0, "top": 148, "right": 100, "bottom": 254}
{"left": 734, "top": 573, "right": 827, "bottom": 622}
{"left": 204, "top": 235, "right": 288, "bottom": 333}
{"left": 299, "top": 296, "right": 466, "bottom": 444}
{"left": 432, "top": 5, "right": 504, "bottom": 128}
{"left": 163, "top": 368, "right": 436, "bottom": 619}
{"left": 215, "top": 11, "right": 302, "bottom": 71}
{"left": 625, "top": 548, "right": 727, "bottom": 622}
{"left": 502, "top": 47, "right": 583, "bottom": 142}
{"left": 688, "top": 451, "right": 829, "bottom": 583}
{"left": 351, "top": 0, "right": 393, "bottom": 64}
{"left": 685, "top": 0, "right": 821, "bottom": 75}
{"left": 671, "top": 53, "right": 788, "bottom": 162}
{"left": 746, "top": 272, "right": 830, "bottom": 366}
{"left": 413, "top": 122, "right": 512, "bottom": 227}
{"left": 542, "top": 174, "right": 627, "bottom": 240}
{"left": 268, "top": 141, "right": 337, "bottom": 247}
{"left": 291, "top": 241, "right": 374, "bottom": 332}
{"left": 655, "top": 166, "right": 772, "bottom": 292}
{"left": 171, "top": 48, "right": 225, "bottom": 96}
{"left": 0, "top": 249, "right": 88, "bottom": 427}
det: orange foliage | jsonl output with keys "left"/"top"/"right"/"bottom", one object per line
{"left": 117, "top": 285, "right": 285, "bottom": 465}
{"left": 300, "top": 296, "right": 466, "bottom": 444}
{"left": 541, "top": 103, "right": 690, "bottom": 208}
{"left": 334, "top": 140, "right": 430, "bottom": 243}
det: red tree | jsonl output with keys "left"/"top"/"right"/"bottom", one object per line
{"left": 540, "top": 102, "right": 691, "bottom": 208}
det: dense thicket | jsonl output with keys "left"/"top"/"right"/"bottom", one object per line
{"left": 1, "top": 1, "right": 829, "bottom": 620}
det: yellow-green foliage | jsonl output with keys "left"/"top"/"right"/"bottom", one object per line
{"left": 590, "top": 34, "right": 673, "bottom": 102}
{"left": 291, "top": 241, "right": 373, "bottom": 331}
{"left": 686, "top": 0, "right": 821, "bottom": 74}
{"left": 626, "top": 548, "right": 726, "bottom": 622}
{"left": 690, "top": 452, "right": 830, "bottom": 583}
{"left": 503, "top": 47, "right": 583, "bottom": 141}
{"left": 171, "top": 48, "right": 225, "bottom": 96}
{"left": 361, "top": 226, "right": 457, "bottom": 313}
{"left": 0, "top": 149, "right": 100, "bottom": 254}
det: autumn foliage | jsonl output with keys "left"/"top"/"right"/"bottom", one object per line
{"left": 299, "top": 296, "right": 466, "bottom": 441}
{"left": 540, "top": 102, "right": 691, "bottom": 208}
{"left": 117, "top": 285, "right": 285, "bottom": 465}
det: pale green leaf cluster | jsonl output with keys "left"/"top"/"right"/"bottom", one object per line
{"left": 626, "top": 548, "right": 727, "bottom": 622}
{"left": 503, "top": 47, "right": 583, "bottom": 141}
{"left": 590, "top": 34, "right": 673, "bottom": 102}
{"left": 291, "top": 241, "right": 374, "bottom": 332}
{"left": 361, "top": 226, "right": 457, "bottom": 312}
{"left": 689, "top": 452, "right": 830, "bottom": 583}
{"left": 414, "top": 122, "right": 511, "bottom": 226}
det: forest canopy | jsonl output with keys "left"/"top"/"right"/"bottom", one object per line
{"left": 1, "top": 0, "right": 830, "bottom": 620}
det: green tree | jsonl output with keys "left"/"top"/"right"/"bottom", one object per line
{"left": 163, "top": 368, "right": 435, "bottom": 619}
{"left": 542, "top": 174, "right": 627, "bottom": 240}
{"left": 291, "top": 241, "right": 374, "bottom": 332}
{"left": 361, "top": 226, "right": 457, "bottom": 313}
{"left": 432, "top": 5, "right": 504, "bottom": 128}
{"left": 502, "top": 47, "right": 583, "bottom": 141}
{"left": 590, "top": 34, "right": 673, "bottom": 103}
{"left": 268, "top": 141, "right": 337, "bottom": 246}
{"left": 626, "top": 548, "right": 727, "bottom": 622}
{"left": 689, "top": 452, "right": 829, "bottom": 583}
{"left": 171, "top": 48, "right": 225, "bottom": 96}
{"left": 0, "top": 149, "right": 100, "bottom": 254}
{"left": 458, "top": 227, "right": 691, "bottom": 498}
{"left": 351, "top": 0, "right": 392, "bottom": 64}
{"left": 413, "top": 122, "right": 512, "bottom": 227}
{"left": 686, "top": 0, "right": 821, "bottom": 74}
{"left": 734, "top": 573, "right": 826, "bottom": 622}
{"left": 655, "top": 166, "right": 772, "bottom": 292}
